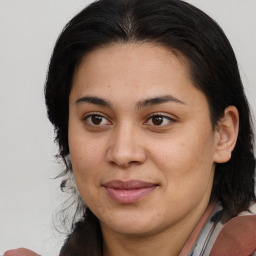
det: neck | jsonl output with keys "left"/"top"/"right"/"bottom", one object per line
{"left": 101, "top": 201, "right": 215, "bottom": 256}
{"left": 103, "top": 231, "right": 181, "bottom": 256}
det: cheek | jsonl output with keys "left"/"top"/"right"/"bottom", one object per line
{"left": 152, "top": 138, "right": 215, "bottom": 218}
{"left": 68, "top": 133, "right": 107, "bottom": 197}
{"left": 71, "top": 143, "right": 102, "bottom": 169}
{"left": 70, "top": 146, "right": 102, "bottom": 208}
{"left": 152, "top": 126, "right": 216, "bottom": 189}
{"left": 69, "top": 121, "right": 107, "bottom": 168}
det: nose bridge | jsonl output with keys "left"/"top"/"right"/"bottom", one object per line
{"left": 106, "top": 121, "right": 146, "bottom": 167}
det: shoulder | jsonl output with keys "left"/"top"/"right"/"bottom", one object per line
{"left": 209, "top": 202, "right": 256, "bottom": 256}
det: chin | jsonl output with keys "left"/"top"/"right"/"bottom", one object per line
{"left": 104, "top": 221, "right": 158, "bottom": 237}
{"left": 98, "top": 207, "right": 165, "bottom": 237}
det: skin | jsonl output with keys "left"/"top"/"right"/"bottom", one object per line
{"left": 3, "top": 248, "right": 40, "bottom": 256}
{"left": 5, "top": 43, "right": 238, "bottom": 256}
{"left": 68, "top": 42, "right": 238, "bottom": 256}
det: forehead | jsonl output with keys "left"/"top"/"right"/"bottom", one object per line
{"left": 72, "top": 42, "right": 193, "bottom": 93}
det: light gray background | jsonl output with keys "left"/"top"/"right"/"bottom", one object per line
{"left": 0, "top": 0, "right": 255, "bottom": 255}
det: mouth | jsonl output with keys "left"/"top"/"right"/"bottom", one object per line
{"left": 103, "top": 180, "right": 158, "bottom": 204}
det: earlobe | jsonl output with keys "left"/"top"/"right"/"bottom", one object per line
{"left": 213, "top": 106, "right": 239, "bottom": 163}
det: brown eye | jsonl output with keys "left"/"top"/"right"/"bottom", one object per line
{"left": 152, "top": 116, "right": 164, "bottom": 125}
{"left": 146, "top": 114, "right": 174, "bottom": 127}
{"left": 84, "top": 114, "right": 111, "bottom": 126}
{"left": 91, "top": 115, "right": 103, "bottom": 125}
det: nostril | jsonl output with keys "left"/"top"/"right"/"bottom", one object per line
{"left": 129, "top": 160, "right": 140, "bottom": 165}
{"left": 109, "top": 159, "right": 140, "bottom": 168}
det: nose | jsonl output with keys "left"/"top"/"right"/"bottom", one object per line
{"left": 106, "top": 124, "right": 147, "bottom": 168}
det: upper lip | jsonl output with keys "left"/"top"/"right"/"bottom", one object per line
{"left": 103, "top": 180, "right": 157, "bottom": 189}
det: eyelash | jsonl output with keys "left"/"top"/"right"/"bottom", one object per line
{"left": 82, "top": 113, "right": 176, "bottom": 128}
{"left": 82, "top": 113, "right": 111, "bottom": 127}
{"left": 145, "top": 113, "right": 175, "bottom": 127}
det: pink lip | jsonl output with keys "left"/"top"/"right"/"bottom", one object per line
{"left": 103, "top": 180, "right": 158, "bottom": 204}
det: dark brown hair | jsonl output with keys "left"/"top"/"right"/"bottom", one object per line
{"left": 45, "top": 0, "right": 255, "bottom": 254}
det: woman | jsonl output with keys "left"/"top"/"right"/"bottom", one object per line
{"left": 5, "top": 0, "right": 256, "bottom": 255}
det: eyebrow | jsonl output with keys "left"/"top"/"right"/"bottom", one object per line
{"left": 75, "top": 96, "right": 112, "bottom": 108}
{"left": 75, "top": 94, "right": 184, "bottom": 109}
{"left": 136, "top": 95, "right": 185, "bottom": 109}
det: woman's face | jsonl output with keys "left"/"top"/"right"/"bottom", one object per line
{"left": 68, "top": 43, "right": 220, "bottom": 237}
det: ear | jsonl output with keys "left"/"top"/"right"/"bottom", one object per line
{"left": 213, "top": 106, "right": 239, "bottom": 163}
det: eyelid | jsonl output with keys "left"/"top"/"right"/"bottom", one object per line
{"left": 144, "top": 113, "right": 176, "bottom": 126}
{"left": 82, "top": 112, "right": 112, "bottom": 126}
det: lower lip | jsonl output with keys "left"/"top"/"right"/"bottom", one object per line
{"left": 104, "top": 186, "right": 157, "bottom": 204}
